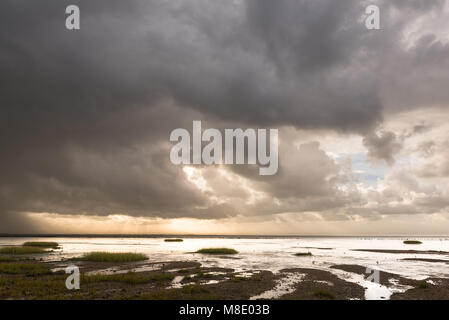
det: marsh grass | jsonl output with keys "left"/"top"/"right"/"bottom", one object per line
{"left": 78, "top": 252, "right": 148, "bottom": 262}
{"left": 139, "top": 285, "right": 218, "bottom": 300}
{"left": 403, "top": 240, "right": 422, "bottom": 245}
{"left": 83, "top": 272, "right": 173, "bottom": 284}
{"left": 0, "top": 256, "right": 19, "bottom": 262}
{"left": 312, "top": 289, "right": 335, "bottom": 300}
{"left": 195, "top": 248, "right": 238, "bottom": 255}
{"left": 231, "top": 276, "right": 247, "bottom": 282}
{"left": 0, "top": 263, "right": 52, "bottom": 276}
{"left": 251, "top": 274, "right": 263, "bottom": 281}
{"left": 182, "top": 284, "right": 209, "bottom": 294}
{"left": 294, "top": 252, "right": 312, "bottom": 256}
{"left": 0, "top": 246, "right": 47, "bottom": 255}
{"left": 23, "top": 242, "right": 59, "bottom": 249}
{"left": 164, "top": 239, "right": 183, "bottom": 242}
{"left": 418, "top": 281, "right": 429, "bottom": 289}
{"left": 177, "top": 269, "right": 190, "bottom": 274}
{"left": 0, "top": 275, "right": 70, "bottom": 299}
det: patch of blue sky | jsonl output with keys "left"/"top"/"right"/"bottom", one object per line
{"left": 336, "top": 152, "right": 390, "bottom": 188}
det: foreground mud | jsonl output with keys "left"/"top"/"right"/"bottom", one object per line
{"left": 0, "top": 258, "right": 448, "bottom": 300}
{"left": 277, "top": 268, "right": 365, "bottom": 300}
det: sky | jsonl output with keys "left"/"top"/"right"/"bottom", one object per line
{"left": 1, "top": 0, "right": 449, "bottom": 235}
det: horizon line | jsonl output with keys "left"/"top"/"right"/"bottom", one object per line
{"left": 0, "top": 233, "right": 448, "bottom": 238}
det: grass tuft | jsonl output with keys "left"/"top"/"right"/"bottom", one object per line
{"left": 177, "top": 269, "right": 190, "bottom": 274}
{"left": 78, "top": 252, "right": 148, "bottom": 262}
{"left": 403, "top": 240, "right": 422, "bottom": 245}
{"left": 139, "top": 285, "right": 218, "bottom": 300}
{"left": 418, "top": 281, "right": 429, "bottom": 289}
{"left": 182, "top": 284, "right": 209, "bottom": 294}
{"left": 83, "top": 272, "right": 173, "bottom": 284}
{"left": 195, "top": 248, "right": 238, "bottom": 255}
{"left": 251, "top": 274, "right": 263, "bottom": 281}
{"left": 0, "top": 246, "right": 47, "bottom": 255}
{"left": 164, "top": 239, "right": 183, "bottom": 242}
{"left": 0, "top": 276, "right": 69, "bottom": 299}
{"left": 23, "top": 242, "right": 59, "bottom": 249}
{"left": 294, "top": 252, "right": 312, "bottom": 256}
{"left": 0, "top": 263, "right": 52, "bottom": 276}
{"left": 312, "top": 289, "right": 335, "bottom": 300}
{"left": 0, "top": 256, "right": 19, "bottom": 262}
{"left": 231, "top": 275, "right": 247, "bottom": 282}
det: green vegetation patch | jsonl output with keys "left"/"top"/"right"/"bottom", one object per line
{"left": 182, "top": 284, "right": 209, "bottom": 294}
{"left": 231, "top": 276, "right": 248, "bottom": 282}
{"left": 0, "top": 276, "right": 69, "bottom": 299}
{"left": 23, "top": 242, "right": 59, "bottom": 249}
{"left": 83, "top": 272, "right": 174, "bottom": 284}
{"left": 195, "top": 248, "right": 238, "bottom": 255}
{"left": 0, "top": 246, "right": 47, "bottom": 255}
{"left": 164, "top": 239, "right": 183, "bottom": 242}
{"left": 78, "top": 252, "right": 148, "bottom": 262}
{"left": 0, "top": 263, "right": 52, "bottom": 276}
{"left": 177, "top": 269, "right": 190, "bottom": 274}
{"left": 139, "top": 284, "right": 219, "bottom": 300}
{"left": 418, "top": 281, "right": 429, "bottom": 289}
{"left": 0, "top": 256, "right": 19, "bottom": 262}
{"left": 294, "top": 252, "right": 312, "bottom": 256}
{"left": 312, "top": 289, "right": 335, "bottom": 300}
{"left": 250, "top": 274, "right": 263, "bottom": 281}
{"left": 403, "top": 240, "right": 422, "bottom": 245}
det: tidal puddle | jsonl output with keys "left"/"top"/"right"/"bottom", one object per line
{"left": 250, "top": 273, "right": 305, "bottom": 300}
{"left": 364, "top": 281, "right": 391, "bottom": 300}
{"left": 170, "top": 276, "right": 184, "bottom": 288}
{"left": 86, "top": 263, "right": 164, "bottom": 275}
{"left": 331, "top": 269, "right": 412, "bottom": 300}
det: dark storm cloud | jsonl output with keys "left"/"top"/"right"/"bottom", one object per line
{"left": 1, "top": 0, "right": 386, "bottom": 140}
{"left": 0, "top": 0, "right": 448, "bottom": 228}
{"left": 363, "top": 130, "right": 403, "bottom": 165}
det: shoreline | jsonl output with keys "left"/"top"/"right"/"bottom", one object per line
{"left": 1, "top": 234, "right": 449, "bottom": 239}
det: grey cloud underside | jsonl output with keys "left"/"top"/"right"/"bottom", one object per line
{"left": 363, "top": 131, "right": 403, "bottom": 165}
{"left": 0, "top": 0, "right": 448, "bottom": 228}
